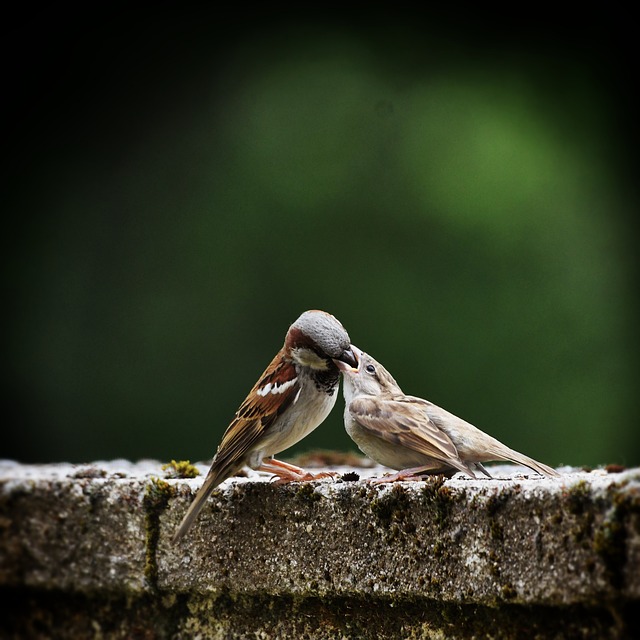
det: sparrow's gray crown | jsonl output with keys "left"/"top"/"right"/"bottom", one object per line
{"left": 287, "top": 310, "right": 356, "bottom": 367}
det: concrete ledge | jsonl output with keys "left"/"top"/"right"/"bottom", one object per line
{"left": 1, "top": 459, "right": 639, "bottom": 638}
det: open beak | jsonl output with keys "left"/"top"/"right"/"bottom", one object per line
{"left": 333, "top": 344, "right": 361, "bottom": 373}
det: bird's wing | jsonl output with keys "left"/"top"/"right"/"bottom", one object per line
{"left": 348, "top": 393, "right": 471, "bottom": 472}
{"left": 420, "top": 398, "right": 560, "bottom": 478}
{"left": 212, "top": 357, "right": 301, "bottom": 475}
{"left": 172, "top": 357, "right": 300, "bottom": 544}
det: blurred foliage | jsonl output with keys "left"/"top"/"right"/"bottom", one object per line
{"left": 2, "top": 10, "right": 638, "bottom": 468}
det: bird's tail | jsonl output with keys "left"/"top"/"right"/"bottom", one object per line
{"left": 487, "top": 443, "right": 560, "bottom": 478}
{"left": 171, "top": 462, "right": 238, "bottom": 544}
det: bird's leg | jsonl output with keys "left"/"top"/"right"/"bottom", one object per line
{"left": 369, "top": 467, "right": 433, "bottom": 484}
{"left": 473, "top": 462, "right": 493, "bottom": 478}
{"left": 258, "top": 458, "right": 337, "bottom": 484}
{"left": 369, "top": 464, "right": 460, "bottom": 484}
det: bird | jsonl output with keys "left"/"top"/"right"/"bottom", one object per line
{"left": 334, "top": 346, "right": 560, "bottom": 482}
{"left": 172, "top": 310, "right": 357, "bottom": 543}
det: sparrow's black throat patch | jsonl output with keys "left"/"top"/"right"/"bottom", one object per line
{"left": 312, "top": 365, "right": 340, "bottom": 395}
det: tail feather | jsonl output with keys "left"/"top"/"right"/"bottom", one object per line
{"left": 489, "top": 445, "right": 560, "bottom": 478}
{"left": 171, "top": 463, "right": 238, "bottom": 544}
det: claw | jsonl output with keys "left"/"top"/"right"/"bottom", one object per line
{"left": 259, "top": 458, "right": 337, "bottom": 484}
{"left": 272, "top": 470, "right": 337, "bottom": 484}
{"left": 369, "top": 470, "right": 425, "bottom": 484}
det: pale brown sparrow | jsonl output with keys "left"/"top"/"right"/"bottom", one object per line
{"left": 172, "top": 310, "right": 357, "bottom": 543}
{"left": 334, "top": 346, "right": 560, "bottom": 481}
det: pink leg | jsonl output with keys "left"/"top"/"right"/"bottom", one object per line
{"left": 370, "top": 466, "right": 442, "bottom": 484}
{"left": 258, "top": 458, "right": 337, "bottom": 484}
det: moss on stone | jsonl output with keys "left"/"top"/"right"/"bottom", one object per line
{"left": 565, "top": 479, "right": 591, "bottom": 515}
{"left": 174, "top": 591, "right": 628, "bottom": 639}
{"left": 593, "top": 484, "right": 640, "bottom": 591}
{"left": 501, "top": 583, "right": 517, "bottom": 600}
{"left": 370, "top": 484, "right": 415, "bottom": 542}
{"left": 561, "top": 479, "right": 597, "bottom": 548}
{"left": 295, "top": 482, "right": 323, "bottom": 505}
{"left": 420, "top": 476, "right": 460, "bottom": 528}
{"left": 2, "top": 585, "right": 631, "bottom": 640}
{"left": 143, "top": 477, "right": 175, "bottom": 588}
{"left": 485, "top": 488, "right": 511, "bottom": 516}
{"left": 161, "top": 460, "right": 200, "bottom": 479}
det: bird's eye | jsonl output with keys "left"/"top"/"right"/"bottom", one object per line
{"left": 365, "top": 364, "right": 376, "bottom": 374}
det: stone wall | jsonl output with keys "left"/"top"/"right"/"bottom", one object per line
{"left": 1, "top": 459, "right": 638, "bottom": 639}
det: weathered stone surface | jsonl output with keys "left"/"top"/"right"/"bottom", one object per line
{"left": 0, "top": 459, "right": 152, "bottom": 593}
{"left": 1, "top": 459, "right": 639, "bottom": 639}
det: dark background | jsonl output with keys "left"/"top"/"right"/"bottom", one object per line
{"left": 3, "top": 8, "right": 638, "bottom": 468}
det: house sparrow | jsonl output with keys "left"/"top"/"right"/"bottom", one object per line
{"left": 172, "top": 310, "right": 357, "bottom": 543}
{"left": 334, "top": 347, "right": 560, "bottom": 481}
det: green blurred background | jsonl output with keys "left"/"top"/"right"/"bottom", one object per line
{"left": 3, "top": 9, "right": 638, "bottom": 468}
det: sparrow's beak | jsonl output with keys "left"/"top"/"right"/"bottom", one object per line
{"left": 333, "top": 345, "right": 361, "bottom": 373}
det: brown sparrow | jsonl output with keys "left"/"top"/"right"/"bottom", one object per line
{"left": 334, "top": 347, "right": 559, "bottom": 481}
{"left": 172, "top": 310, "right": 357, "bottom": 543}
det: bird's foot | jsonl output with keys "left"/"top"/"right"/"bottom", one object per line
{"left": 258, "top": 458, "right": 337, "bottom": 484}
{"left": 369, "top": 469, "right": 426, "bottom": 484}
{"left": 272, "top": 470, "right": 337, "bottom": 484}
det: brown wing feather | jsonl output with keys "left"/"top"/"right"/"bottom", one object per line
{"left": 172, "top": 356, "right": 300, "bottom": 544}
{"left": 206, "top": 357, "right": 301, "bottom": 478}
{"left": 349, "top": 394, "right": 472, "bottom": 474}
